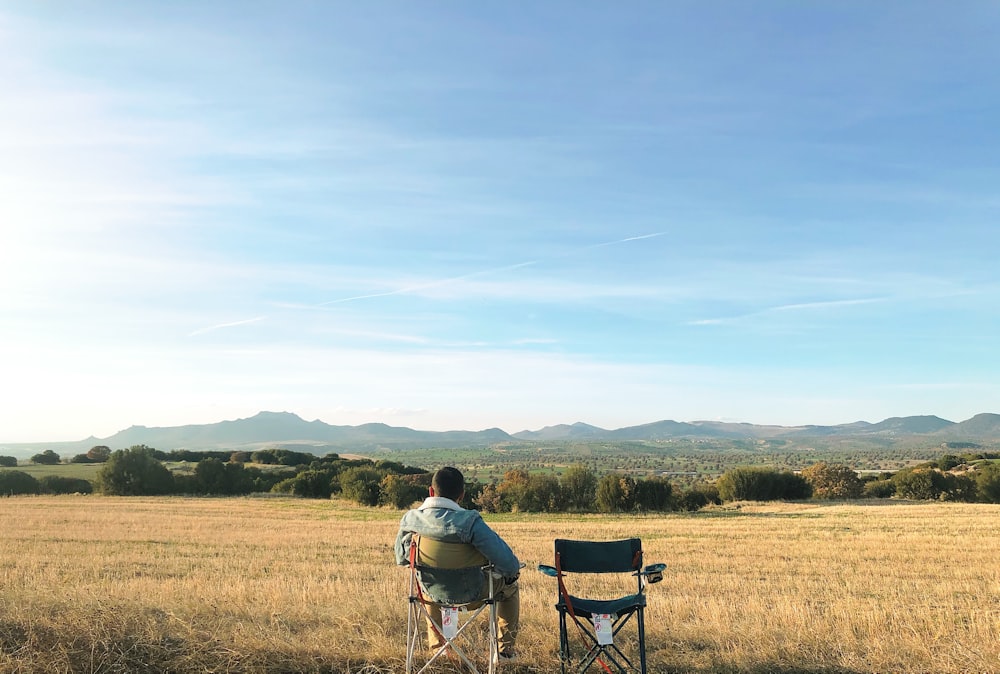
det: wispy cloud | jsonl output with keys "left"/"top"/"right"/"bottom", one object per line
{"left": 315, "top": 261, "right": 540, "bottom": 306}
{"left": 690, "top": 297, "right": 888, "bottom": 326}
{"left": 315, "top": 232, "right": 668, "bottom": 307}
{"left": 188, "top": 316, "right": 267, "bottom": 337}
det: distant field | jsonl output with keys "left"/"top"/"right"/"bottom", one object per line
{"left": 2, "top": 497, "right": 998, "bottom": 672}
{"left": 6, "top": 462, "right": 104, "bottom": 480}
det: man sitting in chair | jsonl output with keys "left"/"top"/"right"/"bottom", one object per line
{"left": 395, "top": 466, "right": 521, "bottom": 661}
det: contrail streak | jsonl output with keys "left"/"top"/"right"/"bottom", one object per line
{"left": 188, "top": 315, "right": 267, "bottom": 337}
{"left": 316, "top": 232, "right": 666, "bottom": 306}
{"left": 316, "top": 260, "right": 539, "bottom": 306}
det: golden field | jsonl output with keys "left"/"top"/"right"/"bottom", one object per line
{"left": 1, "top": 496, "right": 998, "bottom": 674}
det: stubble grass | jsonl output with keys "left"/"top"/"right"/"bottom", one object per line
{"left": 1, "top": 496, "right": 998, "bottom": 673}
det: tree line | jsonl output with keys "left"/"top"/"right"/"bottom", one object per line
{"left": 2, "top": 447, "right": 999, "bottom": 508}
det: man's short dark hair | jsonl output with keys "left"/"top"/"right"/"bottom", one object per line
{"left": 432, "top": 466, "right": 465, "bottom": 500}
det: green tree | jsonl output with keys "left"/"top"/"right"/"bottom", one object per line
{"left": 339, "top": 466, "right": 382, "bottom": 506}
{"left": 560, "top": 464, "right": 597, "bottom": 511}
{"left": 495, "top": 469, "right": 530, "bottom": 511}
{"left": 526, "top": 473, "right": 563, "bottom": 512}
{"left": 31, "top": 449, "right": 61, "bottom": 465}
{"left": 892, "top": 468, "right": 946, "bottom": 500}
{"left": 0, "top": 470, "right": 40, "bottom": 495}
{"left": 86, "top": 445, "right": 112, "bottom": 462}
{"left": 97, "top": 446, "right": 174, "bottom": 496}
{"left": 595, "top": 473, "right": 636, "bottom": 513}
{"left": 801, "top": 462, "right": 864, "bottom": 499}
{"left": 380, "top": 473, "right": 429, "bottom": 509}
{"left": 0, "top": 456, "right": 17, "bottom": 468}
{"left": 634, "top": 476, "right": 673, "bottom": 511}
{"left": 193, "top": 458, "right": 252, "bottom": 495}
{"left": 939, "top": 472, "right": 977, "bottom": 502}
{"left": 289, "top": 469, "right": 337, "bottom": 499}
{"left": 474, "top": 481, "right": 503, "bottom": 513}
{"left": 976, "top": 462, "right": 1000, "bottom": 503}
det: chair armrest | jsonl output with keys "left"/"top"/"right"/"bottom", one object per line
{"left": 537, "top": 564, "right": 559, "bottom": 577}
{"left": 641, "top": 563, "right": 666, "bottom": 584}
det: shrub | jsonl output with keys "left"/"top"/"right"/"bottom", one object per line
{"left": 339, "top": 467, "right": 382, "bottom": 506}
{"left": 892, "top": 468, "right": 948, "bottom": 500}
{"left": 717, "top": 467, "right": 812, "bottom": 502}
{"left": 0, "top": 456, "right": 18, "bottom": 468}
{"left": 801, "top": 462, "right": 864, "bottom": 499}
{"left": 677, "top": 485, "right": 720, "bottom": 511}
{"left": 0, "top": 470, "right": 40, "bottom": 495}
{"left": 976, "top": 462, "right": 1000, "bottom": 503}
{"left": 863, "top": 478, "right": 896, "bottom": 499}
{"left": 39, "top": 475, "right": 94, "bottom": 495}
{"left": 288, "top": 469, "right": 337, "bottom": 499}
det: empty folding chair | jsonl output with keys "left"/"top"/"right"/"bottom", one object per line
{"left": 539, "top": 538, "right": 665, "bottom": 674}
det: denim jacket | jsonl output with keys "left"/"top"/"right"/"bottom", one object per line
{"left": 394, "top": 497, "right": 521, "bottom": 578}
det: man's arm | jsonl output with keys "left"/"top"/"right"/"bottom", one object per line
{"left": 468, "top": 515, "right": 520, "bottom": 578}
{"left": 394, "top": 528, "right": 412, "bottom": 566}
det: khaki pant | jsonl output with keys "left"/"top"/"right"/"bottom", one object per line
{"left": 426, "top": 577, "right": 519, "bottom": 656}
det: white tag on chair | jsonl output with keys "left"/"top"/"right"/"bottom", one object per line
{"left": 441, "top": 607, "right": 459, "bottom": 640}
{"left": 593, "top": 613, "right": 613, "bottom": 645}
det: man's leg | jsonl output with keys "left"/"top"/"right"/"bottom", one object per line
{"left": 424, "top": 604, "right": 445, "bottom": 651}
{"left": 495, "top": 580, "right": 520, "bottom": 656}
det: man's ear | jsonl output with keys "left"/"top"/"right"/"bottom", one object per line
{"left": 428, "top": 486, "right": 436, "bottom": 497}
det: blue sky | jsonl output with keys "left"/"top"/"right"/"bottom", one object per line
{"left": 2, "top": 2, "right": 999, "bottom": 442}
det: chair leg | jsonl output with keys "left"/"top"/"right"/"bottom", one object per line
{"left": 488, "top": 600, "right": 499, "bottom": 674}
{"left": 637, "top": 608, "right": 647, "bottom": 674}
{"left": 405, "top": 598, "right": 420, "bottom": 674}
{"left": 559, "top": 611, "right": 570, "bottom": 674}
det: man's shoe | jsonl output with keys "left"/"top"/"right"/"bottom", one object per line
{"left": 493, "top": 649, "right": 517, "bottom": 667}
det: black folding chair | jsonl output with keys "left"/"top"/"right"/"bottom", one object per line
{"left": 539, "top": 538, "right": 665, "bottom": 674}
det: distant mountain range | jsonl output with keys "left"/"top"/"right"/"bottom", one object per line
{"left": 3, "top": 411, "right": 1000, "bottom": 458}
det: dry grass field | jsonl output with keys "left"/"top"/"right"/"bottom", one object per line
{"left": 1, "top": 496, "right": 998, "bottom": 674}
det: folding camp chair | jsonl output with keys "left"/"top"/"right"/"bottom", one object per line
{"left": 406, "top": 535, "right": 500, "bottom": 674}
{"left": 539, "top": 538, "right": 665, "bottom": 674}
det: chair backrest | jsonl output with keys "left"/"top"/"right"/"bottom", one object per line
{"left": 415, "top": 565, "right": 486, "bottom": 605}
{"left": 411, "top": 536, "right": 489, "bottom": 605}
{"left": 555, "top": 538, "right": 642, "bottom": 574}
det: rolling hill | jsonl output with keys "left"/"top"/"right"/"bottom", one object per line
{"left": 3, "top": 410, "right": 1000, "bottom": 458}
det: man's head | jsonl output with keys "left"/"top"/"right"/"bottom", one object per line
{"left": 430, "top": 466, "right": 465, "bottom": 501}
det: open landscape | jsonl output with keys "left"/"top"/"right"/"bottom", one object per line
{"left": 2, "top": 495, "right": 998, "bottom": 673}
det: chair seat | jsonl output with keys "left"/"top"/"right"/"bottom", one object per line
{"left": 557, "top": 593, "right": 646, "bottom": 619}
